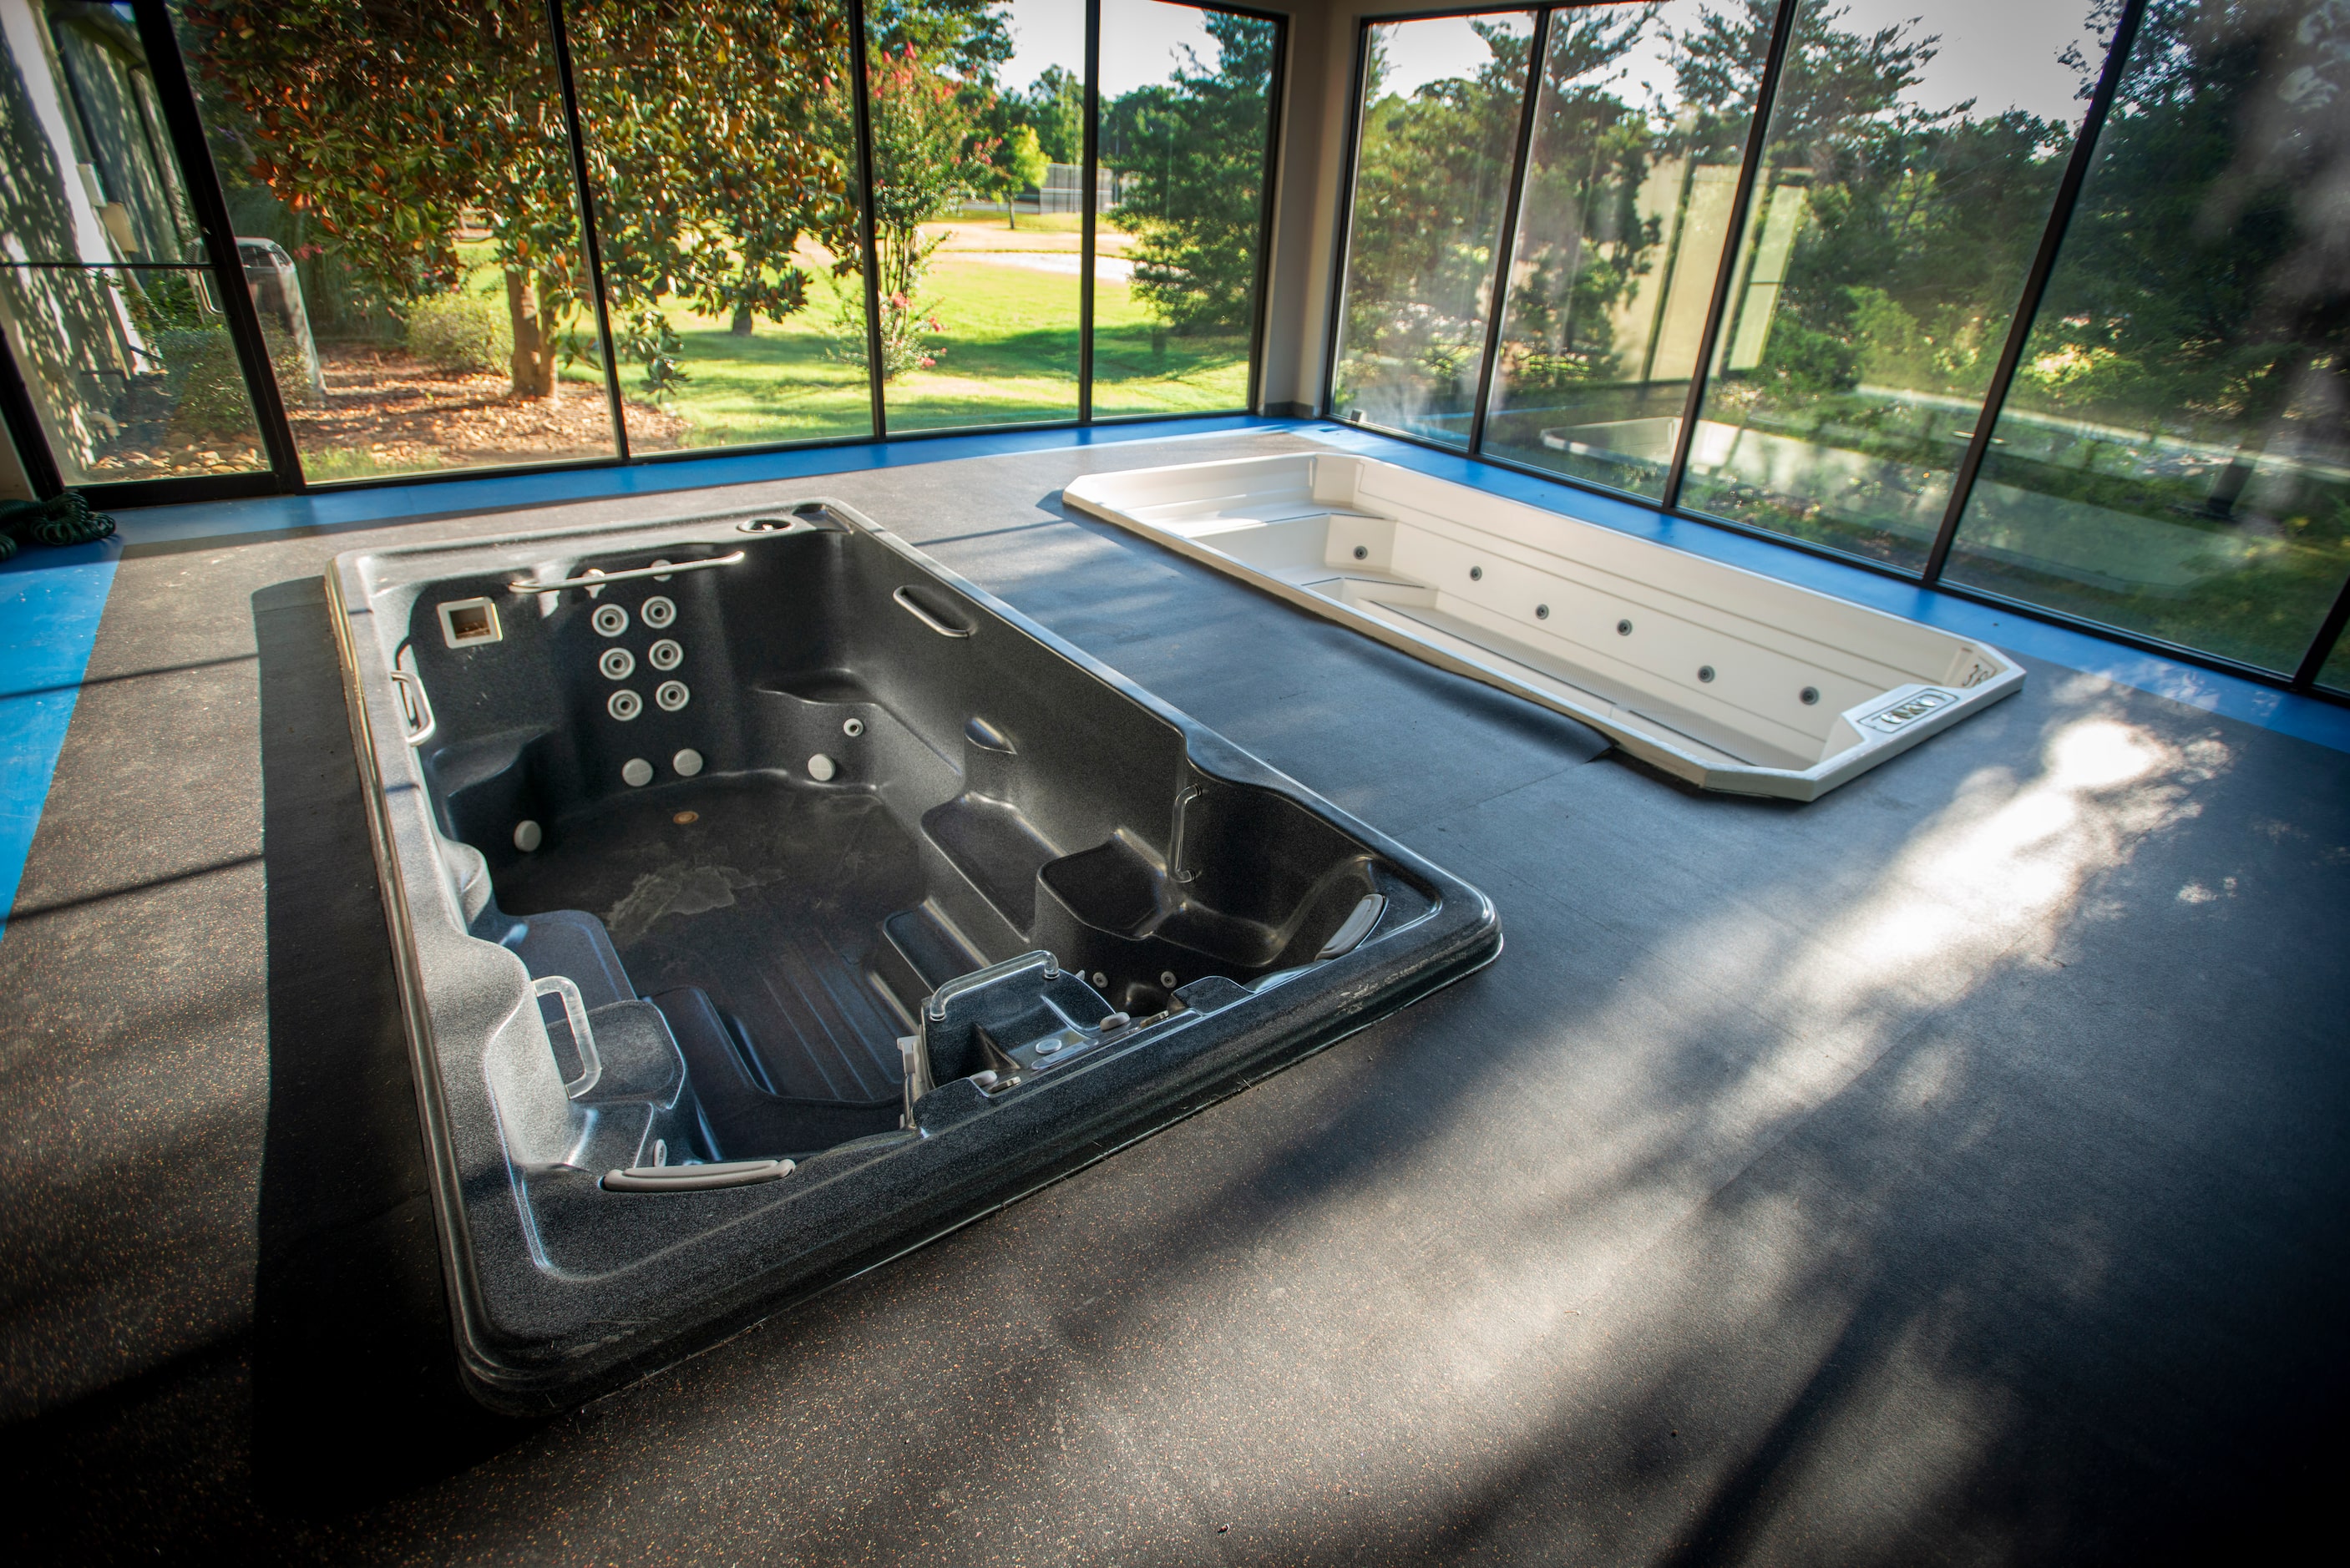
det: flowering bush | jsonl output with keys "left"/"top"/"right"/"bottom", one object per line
{"left": 822, "top": 43, "right": 999, "bottom": 381}
{"left": 828, "top": 281, "right": 945, "bottom": 379}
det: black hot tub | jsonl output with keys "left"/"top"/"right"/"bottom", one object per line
{"left": 330, "top": 498, "right": 1499, "bottom": 1409}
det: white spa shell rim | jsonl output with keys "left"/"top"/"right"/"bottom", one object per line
{"left": 1063, "top": 453, "right": 2023, "bottom": 801}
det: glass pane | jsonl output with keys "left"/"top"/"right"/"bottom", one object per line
{"left": 3, "top": 0, "right": 206, "bottom": 266}
{"left": 1944, "top": 0, "right": 2350, "bottom": 673}
{"left": 2320, "top": 629, "right": 2349, "bottom": 694}
{"left": 1482, "top": 0, "right": 1764, "bottom": 498}
{"left": 1330, "top": 11, "right": 1536, "bottom": 446}
{"left": 1091, "top": 0, "right": 1274, "bottom": 418}
{"left": 869, "top": 0, "right": 1080, "bottom": 432}
{"left": 565, "top": 1, "right": 871, "bottom": 452}
{"left": 0, "top": 263, "right": 265, "bottom": 483}
{"left": 3, "top": 3, "right": 261, "bottom": 483}
{"left": 171, "top": 0, "right": 617, "bottom": 482}
{"left": 1675, "top": 0, "right": 2110, "bottom": 565}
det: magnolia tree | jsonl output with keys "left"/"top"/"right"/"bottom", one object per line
{"left": 177, "top": 0, "right": 863, "bottom": 401}
{"left": 178, "top": 1, "right": 580, "bottom": 398}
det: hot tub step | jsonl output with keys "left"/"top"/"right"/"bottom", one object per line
{"left": 921, "top": 793, "right": 1060, "bottom": 928}
{"left": 649, "top": 986, "right": 903, "bottom": 1161}
{"left": 873, "top": 904, "right": 985, "bottom": 1019}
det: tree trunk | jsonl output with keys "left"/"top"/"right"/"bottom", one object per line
{"left": 2201, "top": 352, "right": 2302, "bottom": 520}
{"left": 730, "top": 303, "right": 755, "bottom": 336}
{"left": 2202, "top": 443, "right": 2261, "bottom": 520}
{"left": 504, "top": 267, "right": 558, "bottom": 402}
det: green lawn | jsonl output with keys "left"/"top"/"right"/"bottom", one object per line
{"left": 316, "top": 238, "right": 1249, "bottom": 469}
{"left": 580, "top": 255, "right": 1249, "bottom": 448}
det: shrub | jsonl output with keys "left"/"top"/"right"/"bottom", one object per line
{"left": 825, "top": 276, "right": 944, "bottom": 382}
{"left": 156, "top": 327, "right": 254, "bottom": 440}
{"left": 405, "top": 292, "right": 512, "bottom": 373}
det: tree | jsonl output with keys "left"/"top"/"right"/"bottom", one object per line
{"left": 2014, "top": 0, "right": 2350, "bottom": 517}
{"left": 1668, "top": 0, "right": 1941, "bottom": 164}
{"left": 826, "top": 39, "right": 997, "bottom": 377}
{"left": 976, "top": 124, "right": 1049, "bottom": 228}
{"left": 1489, "top": 4, "right": 1656, "bottom": 390}
{"left": 1663, "top": 1, "right": 2066, "bottom": 404}
{"left": 173, "top": 0, "right": 990, "bottom": 402}
{"left": 1100, "top": 83, "right": 1177, "bottom": 167}
{"left": 563, "top": 1, "right": 864, "bottom": 380}
{"left": 563, "top": 2, "right": 866, "bottom": 351}
{"left": 1011, "top": 63, "right": 1086, "bottom": 165}
{"left": 176, "top": 1, "right": 586, "bottom": 399}
{"left": 1339, "top": 18, "right": 1537, "bottom": 406}
{"left": 1108, "top": 13, "right": 1277, "bottom": 336}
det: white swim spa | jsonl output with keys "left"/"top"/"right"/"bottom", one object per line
{"left": 1064, "top": 453, "right": 2023, "bottom": 801}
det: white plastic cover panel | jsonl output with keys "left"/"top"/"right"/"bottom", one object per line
{"left": 1064, "top": 453, "right": 2023, "bottom": 800}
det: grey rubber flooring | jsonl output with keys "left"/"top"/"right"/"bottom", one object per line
{"left": 1, "top": 429, "right": 2342, "bottom": 1564}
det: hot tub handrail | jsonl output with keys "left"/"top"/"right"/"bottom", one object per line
{"left": 389, "top": 639, "right": 437, "bottom": 745}
{"left": 507, "top": 550, "right": 747, "bottom": 595}
{"left": 531, "top": 975, "right": 603, "bottom": 1100}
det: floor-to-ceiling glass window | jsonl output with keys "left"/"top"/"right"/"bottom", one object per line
{"left": 565, "top": 1, "right": 872, "bottom": 453}
{"left": 1674, "top": 0, "right": 2117, "bottom": 569}
{"left": 1329, "top": 10, "right": 1537, "bottom": 446}
{"left": 1943, "top": 0, "right": 2350, "bottom": 674}
{"left": 169, "top": 0, "right": 615, "bottom": 481}
{"left": 2, "top": 0, "right": 266, "bottom": 485}
{"left": 1091, "top": 0, "right": 1275, "bottom": 417}
{"left": 867, "top": 0, "right": 1082, "bottom": 432}
{"left": 1481, "top": 0, "right": 1765, "bottom": 498}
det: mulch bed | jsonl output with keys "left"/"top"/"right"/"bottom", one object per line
{"left": 69, "top": 344, "right": 686, "bottom": 484}
{"left": 287, "top": 345, "right": 686, "bottom": 471}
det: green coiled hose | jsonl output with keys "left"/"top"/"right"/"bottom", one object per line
{"left": 0, "top": 490, "right": 117, "bottom": 563}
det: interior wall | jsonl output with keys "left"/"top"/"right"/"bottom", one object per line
{"left": 1255, "top": 0, "right": 1357, "bottom": 417}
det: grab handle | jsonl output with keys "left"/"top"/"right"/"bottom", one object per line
{"left": 532, "top": 975, "right": 603, "bottom": 1099}
{"left": 602, "top": 1158, "right": 793, "bottom": 1192}
{"left": 894, "top": 585, "right": 975, "bottom": 639}
{"left": 389, "top": 660, "right": 436, "bottom": 746}
{"left": 508, "top": 551, "right": 745, "bottom": 594}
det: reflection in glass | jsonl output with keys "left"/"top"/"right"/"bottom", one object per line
{"left": 1, "top": 0, "right": 263, "bottom": 483}
{"left": 2321, "top": 627, "right": 2349, "bottom": 693}
{"left": 565, "top": 1, "right": 870, "bottom": 452}
{"left": 1675, "top": 0, "right": 2107, "bottom": 564}
{"left": 171, "top": 0, "right": 615, "bottom": 481}
{"left": 1945, "top": 0, "right": 2350, "bottom": 673}
{"left": 0, "top": 264, "right": 266, "bottom": 483}
{"left": 1330, "top": 11, "right": 1536, "bottom": 446}
{"left": 1481, "top": 0, "right": 1763, "bottom": 498}
{"left": 869, "top": 0, "right": 1080, "bottom": 432}
{"left": 1091, "top": 1, "right": 1274, "bottom": 417}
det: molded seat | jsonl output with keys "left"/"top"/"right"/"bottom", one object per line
{"left": 648, "top": 986, "right": 904, "bottom": 1159}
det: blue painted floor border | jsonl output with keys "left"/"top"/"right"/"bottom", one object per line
{"left": 5, "top": 414, "right": 2346, "bottom": 945}
{"left": 0, "top": 539, "right": 121, "bottom": 949}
